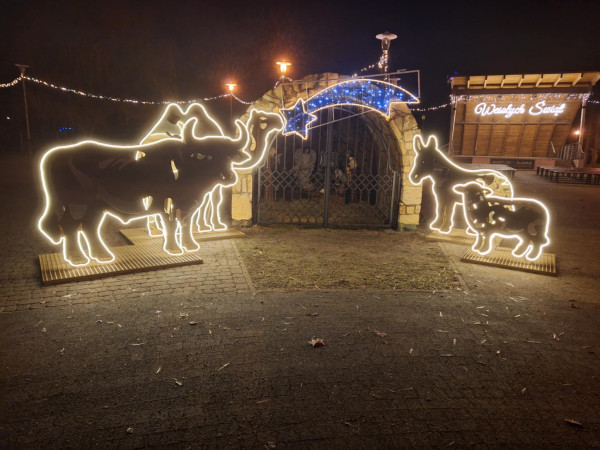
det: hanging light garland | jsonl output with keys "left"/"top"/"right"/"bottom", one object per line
{"left": 0, "top": 74, "right": 253, "bottom": 105}
{"left": 452, "top": 92, "right": 591, "bottom": 103}
{"left": 0, "top": 77, "right": 21, "bottom": 88}
{"left": 231, "top": 92, "right": 253, "bottom": 105}
{"left": 409, "top": 103, "right": 451, "bottom": 112}
{"left": 3, "top": 74, "right": 598, "bottom": 108}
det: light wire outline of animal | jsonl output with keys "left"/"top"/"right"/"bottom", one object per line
{"left": 408, "top": 134, "right": 514, "bottom": 236}
{"left": 37, "top": 107, "right": 283, "bottom": 267}
{"left": 452, "top": 181, "right": 551, "bottom": 261}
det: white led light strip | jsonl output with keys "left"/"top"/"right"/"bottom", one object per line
{"left": 38, "top": 105, "right": 284, "bottom": 266}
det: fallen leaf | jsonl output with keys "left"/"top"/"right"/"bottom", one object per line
{"left": 309, "top": 338, "right": 325, "bottom": 348}
{"left": 173, "top": 378, "right": 182, "bottom": 386}
{"left": 189, "top": 321, "right": 198, "bottom": 325}
{"left": 564, "top": 418, "right": 583, "bottom": 427}
{"left": 156, "top": 366, "right": 162, "bottom": 374}
{"left": 374, "top": 330, "right": 387, "bottom": 338}
{"left": 218, "top": 362, "right": 230, "bottom": 371}
{"left": 126, "top": 427, "right": 134, "bottom": 434}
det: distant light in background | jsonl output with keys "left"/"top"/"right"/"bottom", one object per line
{"left": 225, "top": 82, "right": 237, "bottom": 120}
{"left": 375, "top": 31, "right": 397, "bottom": 74}
{"left": 276, "top": 60, "right": 291, "bottom": 76}
{"left": 575, "top": 129, "right": 580, "bottom": 135}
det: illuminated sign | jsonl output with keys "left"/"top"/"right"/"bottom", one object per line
{"left": 453, "top": 181, "right": 551, "bottom": 261}
{"left": 474, "top": 100, "right": 566, "bottom": 118}
{"left": 38, "top": 106, "right": 283, "bottom": 266}
{"left": 282, "top": 79, "right": 419, "bottom": 139}
{"left": 409, "top": 135, "right": 551, "bottom": 261}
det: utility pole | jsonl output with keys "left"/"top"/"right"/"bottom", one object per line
{"left": 15, "top": 64, "right": 31, "bottom": 155}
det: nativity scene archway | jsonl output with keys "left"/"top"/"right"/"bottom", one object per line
{"left": 231, "top": 73, "right": 423, "bottom": 230}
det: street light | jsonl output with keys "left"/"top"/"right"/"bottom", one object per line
{"left": 15, "top": 64, "right": 31, "bottom": 154}
{"left": 375, "top": 31, "right": 397, "bottom": 73}
{"left": 276, "top": 60, "right": 291, "bottom": 76}
{"left": 225, "top": 82, "right": 237, "bottom": 121}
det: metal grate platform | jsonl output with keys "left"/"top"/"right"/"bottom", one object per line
{"left": 461, "top": 247, "right": 557, "bottom": 276}
{"left": 425, "top": 228, "right": 474, "bottom": 246}
{"left": 39, "top": 228, "right": 244, "bottom": 285}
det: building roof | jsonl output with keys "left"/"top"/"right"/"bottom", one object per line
{"left": 451, "top": 72, "right": 600, "bottom": 93}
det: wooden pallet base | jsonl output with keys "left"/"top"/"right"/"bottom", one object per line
{"left": 425, "top": 228, "right": 474, "bottom": 246}
{"left": 39, "top": 228, "right": 244, "bottom": 285}
{"left": 461, "top": 247, "right": 557, "bottom": 276}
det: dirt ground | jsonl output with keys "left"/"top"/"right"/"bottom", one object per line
{"left": 236, "top": 226, "right": 462, "bottom": 291}
{"left": 236, "top": 171, "right": 600, "bottom": 305}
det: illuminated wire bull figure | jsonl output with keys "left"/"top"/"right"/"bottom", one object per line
{"left": 409, "top": 135, "right": 513, "bottom": 234}
{"left": 38, "top": 108, "right": 284, "bottom": 266}
{"left": 139, "top": 103, "right": 231, "bottom": 234}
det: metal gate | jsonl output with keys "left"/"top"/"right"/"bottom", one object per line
{"left": 254, "top": 106, "right": 401, "bottom": 228}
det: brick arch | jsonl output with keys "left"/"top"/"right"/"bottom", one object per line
{"left": 231, "top": 73, "right": 423, "bottom": 230}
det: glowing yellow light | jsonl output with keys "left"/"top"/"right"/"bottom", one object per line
{"left": 276, "top": 60, "right": 291, "bottom": 75}
{"left": 142, "top": 104, "right": 284, "bottom": 235}
{"left": 226, "top": 83, "right": 237, "bottom": 93}
{"left": 408, "top": 134, "right": 513, "bottom": 235}
{"left": 575, "top": 129, "right": 581, "bottom": 136}
{"left": 452, "top": 181, "right": 551, "bottom": 261}
{"left": 38, "top": 106, "right": 284, "bottom": 266}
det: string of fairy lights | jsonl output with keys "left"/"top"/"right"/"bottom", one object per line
{"left": 2, "top": 74, "right": 599, "bottom": 110}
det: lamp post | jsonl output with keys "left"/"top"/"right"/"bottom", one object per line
{"left": 375, "top": 31, "right": 397, "bottom": 74}
{"left": 276, "top": 60, "right": 291, "bottom": 77}
{"left": 225, "top": 82, "right": 237, "bottom": 121}
{"left": 15, "top": 64, "right": 31, "bottom": 154}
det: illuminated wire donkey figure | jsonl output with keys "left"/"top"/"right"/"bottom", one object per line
{"left": 409, "top": 135, "right": 513, "bottom": 234}
{"left": 38, "top": 108, "right": 284, "bottom": 266}
{"left": 452, "top": 182, "right": 550, "bottom": 261}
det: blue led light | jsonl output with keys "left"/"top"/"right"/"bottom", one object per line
{"left": 282, "top": 79, "right": 418, "bottom": 139}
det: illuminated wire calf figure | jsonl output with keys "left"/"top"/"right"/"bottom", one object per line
{"left": 453, "top": 181, "right": 551, "bottom": 261}
{"left": 408, "top": 135, "right": 513, "bottom": 234}
{"left": 38, "top": 108, "right": 284, "bottom": 266}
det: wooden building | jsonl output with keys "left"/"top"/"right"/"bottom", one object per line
{"left": 449, "top": 73, "right": 600, "bottom": 168}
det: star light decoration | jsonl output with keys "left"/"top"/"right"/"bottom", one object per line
{"left": 281, "top": 79, "right": 419, "bottom": 139}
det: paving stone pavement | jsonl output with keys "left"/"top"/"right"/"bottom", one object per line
{"left": 2, "top": 155, "right": 600, "bottom": 448}
{"left": 0, "top": 155, "right": 254, "bottom": 313}
{"left": 1, "top": 290, "right": 599, "bottom": 448}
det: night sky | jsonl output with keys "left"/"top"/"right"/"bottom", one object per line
{"left": 1, "top": 0, "right": 599, "bottom": 147}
